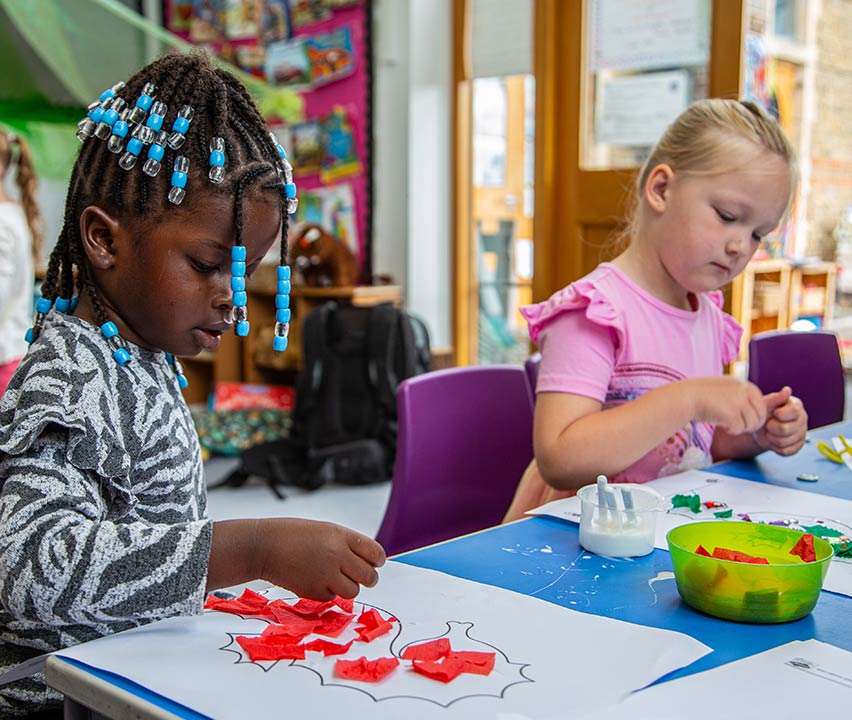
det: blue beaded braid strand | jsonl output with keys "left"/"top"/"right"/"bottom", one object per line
{"left": 168, "top": 156, "right": 190, "bottom": 205}
{"left": 100, "top": 321, "right": 131, "bottom": 367}
{"left": 24, "top": 296, "right": 53, "bottom": 345}
{"left": 231, "top": 245, "right": 249, "bottom": 336}
{"left": 164, "top": 354, "right": 189, "bottom": 389}
{"left": 167, "top": 105, "right": 194, "bottom": 150}
{"left": 142, "top": 131, "right": 169, "bottom": 177}
{"left": 268, "top": 133, "right": 296, "bottom": 353}
{"left": 273, "top": 265, "right": 291, "bottom": 352}
{"left": 209, "top": 136, "right": 226, "bottom": 183}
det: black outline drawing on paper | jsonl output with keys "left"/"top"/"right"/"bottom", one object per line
{"left": 216, "top": 599, "right": 534, "bottom": 707}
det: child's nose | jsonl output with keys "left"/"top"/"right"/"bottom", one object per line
{"left": 212, "top": 278, "right": 232, "bottom": 310}
{"left": 725, "top": 231, "right": 751, "bottom": 257}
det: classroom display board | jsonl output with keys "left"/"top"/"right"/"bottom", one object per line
{"left": 166, "top": 0, "right": 373, "bottom": 274}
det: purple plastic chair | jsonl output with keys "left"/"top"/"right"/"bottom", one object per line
{"left": 375, "top": 365, "right": 535, "bottom": 556}
{"left": 525, "top": 352, "right": 541, "bottom": 395}
{"left": 747, "top": 329, "right": 845, "bottom": 429}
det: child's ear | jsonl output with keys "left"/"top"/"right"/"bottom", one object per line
{"left": 79, "top": 206, "right": 123, "bottom": 270}
{"left": 644, "top": 163, "right": 674, "bottom": 213}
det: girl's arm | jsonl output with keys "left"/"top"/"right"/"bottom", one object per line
{"left": 535, "top": 376, "right": 767, "bottom": 490}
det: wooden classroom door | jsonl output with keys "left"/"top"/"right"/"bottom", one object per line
{"left": 532, "top": 0, "right": 746, "bottom": 302}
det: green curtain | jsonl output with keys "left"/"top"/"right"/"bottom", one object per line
{"left": 0, "top": 0, "right": 302, "bottom": 179}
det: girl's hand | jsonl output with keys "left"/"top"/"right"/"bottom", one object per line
{"left": 753, "top": 386, "right": 808, "bottom": 456}
{"left": 256, "top": 519, "right": 386, "bottom": 600}
{"left": 691, "top": 377, "right": 767, "bottom": 434}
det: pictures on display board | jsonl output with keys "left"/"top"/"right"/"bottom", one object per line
{"left": 168, "top": 0, "right": 372, "bottom": 270}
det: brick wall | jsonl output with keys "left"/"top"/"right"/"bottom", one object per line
{"left": 811, "top": 0, "right": 852, "bottom": 259}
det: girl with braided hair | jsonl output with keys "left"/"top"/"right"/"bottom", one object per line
{"left": 0, "top": 52, "right": 384, "bottom": 716}
{"left": 0, "top": 131, "right": 43, "bottom": 397}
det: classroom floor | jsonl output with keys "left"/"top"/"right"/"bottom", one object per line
{"left": 204, "top": 456, "right": 391, "bottom": 538}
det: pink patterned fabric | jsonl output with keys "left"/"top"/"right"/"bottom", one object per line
{"left": 505, "top": 263, "right": 742, "bottom": 521}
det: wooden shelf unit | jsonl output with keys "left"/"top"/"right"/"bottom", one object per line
{"left": 730, "top": 259, "right": 792, "bottom": 361}
{"left": 789, "top": 261, "right": 836, "bottom": 326}
{"left": 729, "top": 259, "right": 837, "bottom": 363}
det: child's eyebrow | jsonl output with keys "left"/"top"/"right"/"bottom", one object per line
{"left": 195, "top": 238, "right": 231, "bottom": 254}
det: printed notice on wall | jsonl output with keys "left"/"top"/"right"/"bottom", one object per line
{"left": 596, "top": 70, "right": 689, "bottom": 147}
{"left": 588, "top": 0, "right": 711, "bottom": 72}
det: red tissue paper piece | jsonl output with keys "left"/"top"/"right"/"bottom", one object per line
{"left": 333, "top": 596, "right": 355, "bottom": 613}
{"left": 412, "top": 657, "right": 468, "bottom": 683}
{"left": 695, "top": 545, "right": 712, "bottom": 557}
{"left": 447, "top": 650, "right": 496, "bottom": 676}
{"left": 236, "top": 635, "right": 306, "bottom": 662}
{"left": 711, "top": 547, "right": 769, "bottom": 564}
{"left": 204, "top": 588, "right": 273, "bottom": 618}
{"left": 302, "top": 638, "right": 354, "bottom": 656}
{"left": 354, "top": 608, "right": 396, "bottom": 642}
{"left": 315, "top": 610, "right": 355, "bottom": 638}
{"left": 335, "top": 656, "right": 399, "bottom": 682}
{"left": 789, "top": 533, "right": 817, "bottom": 563}
{"left": 265, "top": 602, "right": 322, "bottom": 634}
{"left": 401, "top": 638, "right": 451, "bottom": 662}
{"left": 260, "top": 624, "right": 309, "bottom": 643}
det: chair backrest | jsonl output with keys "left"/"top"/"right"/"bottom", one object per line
{"left": 747, "top": 329, "right": 845, "bottom": 429}
{"left": 525, "top": 352, "right": 541, "bottom": 395}
{"left": 375, "top": 365, "right": 535, "bottom": 556}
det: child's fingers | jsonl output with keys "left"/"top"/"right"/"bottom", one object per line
{"left": 328, "top": 574, "right": 361, "bottom": 600}
{"left": 762, "top": 386, "right": 792, "bottom": 413}
{"left": 348, "top": 533, "right": 387, "bottom": 567}
{"left": 340, "top": 554, "right": 380, "bottom": 589}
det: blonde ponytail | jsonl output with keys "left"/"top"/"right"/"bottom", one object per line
{"left": 9, "top": 135, "right": 44, "bottom": 269}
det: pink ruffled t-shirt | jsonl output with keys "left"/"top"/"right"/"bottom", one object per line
{"left": 505, "top": 263, "right": 742, "bottom": 521}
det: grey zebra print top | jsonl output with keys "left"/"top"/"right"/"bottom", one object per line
{"left": 0, "top": 311, "right": 213, "bottom": 715}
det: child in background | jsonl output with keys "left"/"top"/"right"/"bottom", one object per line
{"left": 504, "top": 99, "right": 808, "bottom": 522}
{"left": 0, "top": 52, "right": 385, "bottom": 716}
{"left": 0, "top": 131, "right": 43, "bottom": 396}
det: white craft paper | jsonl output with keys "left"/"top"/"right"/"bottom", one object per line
{"left": 573, "top": 639, "right": 852, "bottom": 720}
{"left": 55, "top": 561, "right": 710, "bottom": 719}
{"left": 527, "top": 470, "right": 852, "bottom": 597}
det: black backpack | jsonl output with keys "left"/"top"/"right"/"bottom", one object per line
{"left": 222, "top": 301, "right": 430, "bottom": 496}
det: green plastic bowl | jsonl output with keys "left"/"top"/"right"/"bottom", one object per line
{"left": 667, "top": 521, "right": 833, "bottom": 623}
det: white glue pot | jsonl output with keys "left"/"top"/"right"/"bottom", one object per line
{"left": 577, "top": 483, "right": 663, "bottom": 558}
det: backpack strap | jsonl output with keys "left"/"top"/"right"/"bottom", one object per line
{"left": 296, "top": 302, "right": 342, "bottom": 445}
{"left": 366, "top": 303, "right": 400, "bottom": 427}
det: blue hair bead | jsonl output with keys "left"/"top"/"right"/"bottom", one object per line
{"left": 236, "top": 320, "right": 250, "bottom": 337}
{"left": 145, "top": 101, "right": 167, "bottom": 132}
{"left": 113, "top": 347, "right": 131, "bottom": 366}
{"left": 173, "top": 116, "right": 190, "bottom": 135}
{"left": 87, "top": 105, "right": 105, "bottom": 124}
{"left": 24, "top": 327, "right": 34, "bottom": 344}
{"left": 100, "top": 321, "right": 119, "bottom": 339}
{"left": 277, "top": 265, "right": 290, "bottom": 281}
{"left": 233, "top": 291, "right": 247, "bottom": 307}
{"left": 35, "top": 297, "right": 52, "bottom": 314}
{"left": 231, "top": 261, "right": 246, "bottom": 277}
{"left": 276, "top": 308, "right": 291, "bottom": 324}
{"left": 277, "top": 280, "right": 291, "bottom": 295}
{"left": 273, "top": 335, "right": 288, "bottom": 352}
{"left": 54, "top": 297, "right": 70, "bottom": 313}
{"left": 69, "top": 296, "right": 79, "bottom": 313}
{"left": 176, "top": 373, "right": 189, "bottom": 390}
{"left": 231, "top": 245, "right": 247, "bottom": 262}
{"left": 99, "top": 88, "right": 116, "bottom": 103}
{"left": 275, "top": 294, "right": 290, "bottom": 309}
{"left": 284, "top": 182, "right": 297, "bottom": 198}
{"left": 231, "top": 276, "right": 246, "bottom": 292}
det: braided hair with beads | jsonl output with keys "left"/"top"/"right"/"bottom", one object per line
{"left": 27, "top": 52, "right": 295, "bottom": 377}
